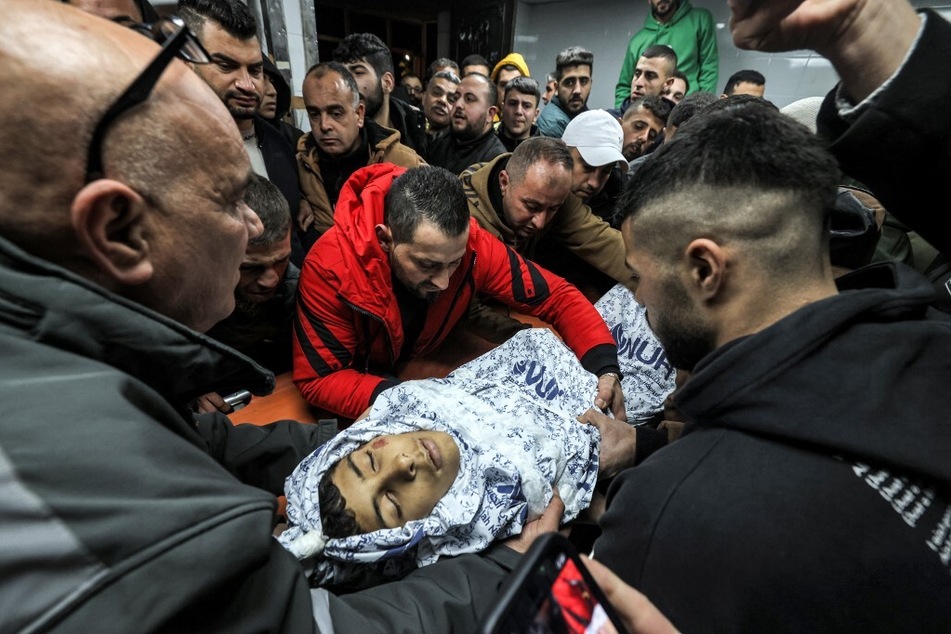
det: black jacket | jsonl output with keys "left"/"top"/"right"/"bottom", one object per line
{"left": 388, "top": 95, "right": 428, "bottom": 158}
{"left": 595, "top": 263, "right": 951, "bottom": 631}
{"left": 427, "top": 127, "right": 508, "bottom": 175}
{"left": 253, "top": 115, "right": 305, "bottom": 266}
{"left": 0, "top": 234, "right": 323, "bottom": 632}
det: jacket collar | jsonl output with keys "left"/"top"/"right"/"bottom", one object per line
{"left": 0, "top": 235, "right": 274, "bottom": 407}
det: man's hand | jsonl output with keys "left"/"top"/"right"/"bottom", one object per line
{"left": 728, "top": 0, "right": 861, "bottom": 54}
{"left": 297, "top": 198, "right": 315, "bottom": 232}
{"left": 578, "top": 408, "right": 637, "bottom": 480}
{"left": 581, "top": 555, "right": 680, "bottom": 634}
{"left": 192, "top": 392, "right": 233, "bottom": 414}
{"left": 729, "top": 0, "right": 920, "bottom": 102}
{"left": 594, "top": 373, "right": 627, "bottom": 422}
{"left": 503, "top": 487, "right": 566, "bottom": 554}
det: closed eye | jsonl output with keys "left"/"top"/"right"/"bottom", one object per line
{"left": 366, "top": 450, "right": 376, "bottom": 472}
{"left": 387, "top": 492, "right": 403, "bottom": 519}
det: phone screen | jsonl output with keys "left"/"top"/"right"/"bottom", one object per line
{"left": 480, "top": 533, "right": 628, "bottom": 634}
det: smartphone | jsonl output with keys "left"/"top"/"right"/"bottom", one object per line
{"left": 479, "top": 532, "right": 629, "bottom": 634}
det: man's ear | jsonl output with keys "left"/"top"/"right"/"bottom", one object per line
{"left": 70, "top": 180, "right": 153, "bottom": 286}
{"left": 355, "top": 100, "right": 366, "bottom": 127}
{"left": 381, "top": 71, "right": 395, "bottom": 96}
{"left": 487, "top": 104, "right": 499, "bottom": 123}
{"left": 375, "top": 223, "right": 394, "bottom": 253}
{"left": 685, "top": 238, "right": 725, "bottom": 301}
{"left": 498, "top": 169, "right": 509, "bottom": 196}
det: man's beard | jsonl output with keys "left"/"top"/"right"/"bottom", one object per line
{"left": 364, "top": 83, "right": 385, "bottom": 120}
{"left": 234, "top": 293, "right": 268, "bottom": 315}
{"left": 649, "top": 281, "right": 715, "bottom": 373}
{"left": 653, "top": 0, "right": 677, "bottom": 19}
{"left": 224, "top": 91, "right": 260, "bottom": 121}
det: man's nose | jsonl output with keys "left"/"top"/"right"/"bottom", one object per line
{"left": 257, "top": 266, "right": 280, "bottom": 289}
{"left": 431, "top": 267, "right": 452, "bottom": 290}
{"left": 531, "top": 213, "right": 546, "bottom": 230}
{"left": 235, "top": 68, "right": 256, "bottom": 93}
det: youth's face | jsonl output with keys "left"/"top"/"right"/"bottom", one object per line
{"left": 622, "top": 216, "right": 715, "bottom": 372}
{"left": 494, "top": 67, "right": 522, "bottom": 107}
{"left": 384, "top": 220, "right": 469, "bottom": 302}
{"left": 331, "top": 431, "right": 461, "bottom": 531}
{"left": 556, "top": 64, "right": 591, "bottom": 116}
{"left": 500, "top": 163, "right": 571, "bottom": 239}
{"left": 501, "top": 90, "right": 539, "bottom": 137}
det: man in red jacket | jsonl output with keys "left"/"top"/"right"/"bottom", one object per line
{"left": 293, "top": 164, "right": 626, "bottom": 421}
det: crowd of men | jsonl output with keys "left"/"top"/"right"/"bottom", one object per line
{"left": 3, "top": 0, "right": 949, "bottom": 631}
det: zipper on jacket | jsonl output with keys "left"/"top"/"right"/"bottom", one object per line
{"left": 339, "top": 295, "right": 395, "bottom": 371}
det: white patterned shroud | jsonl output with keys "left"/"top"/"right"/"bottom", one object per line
{"left": 278, "top": 283, "right": 675, "bottom": 586}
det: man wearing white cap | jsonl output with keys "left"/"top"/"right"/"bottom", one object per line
{"left": 528, "top": 110, "right": 632, "bottom": 295}
{"left": 560, "top": 109, "right": 628, "bottom": 210}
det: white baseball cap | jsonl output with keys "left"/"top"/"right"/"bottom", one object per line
{"left": 561, "top": 110, "right": 627, "bottom": 167}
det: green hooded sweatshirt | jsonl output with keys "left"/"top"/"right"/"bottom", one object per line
{"left": 614, "top": 0, "right": 719, "bottom": 108}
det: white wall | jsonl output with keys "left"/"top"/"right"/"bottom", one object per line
{"left": 514, "top": 0, "right": 947, "bottom": 110}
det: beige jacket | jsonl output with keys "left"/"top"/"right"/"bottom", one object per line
{"left": 296, "top": 123, "right": 424, "bottom": 235}
{"left": 460, "top": 154, "right": 634, "bottom": 291}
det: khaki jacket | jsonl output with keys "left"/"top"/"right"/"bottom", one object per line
{"left": 296, "top": 123, "right": 424, "bottom": 235}
{"left": 461, "top": 154, "right": 634, "bottom": 291}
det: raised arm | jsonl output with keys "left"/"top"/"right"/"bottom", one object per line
{"left": 728, "top": 0, "right": 920, "bottom": 102}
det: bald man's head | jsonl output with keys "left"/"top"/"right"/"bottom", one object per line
{"left": 65, "top": 0, "right": 144, "bottom": 23}
{"left": 0, "top": 0, "right": 263, "bottom": 332}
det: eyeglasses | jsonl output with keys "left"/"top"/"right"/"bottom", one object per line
{"left": 84, "top": 15, "right": 211, "bottom": 183}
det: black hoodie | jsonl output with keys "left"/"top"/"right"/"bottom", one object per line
{"left": 595, "top": 262, "right": 951, "bottom": 631}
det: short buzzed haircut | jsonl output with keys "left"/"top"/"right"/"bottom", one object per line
{"left": 305, "top": 61, "right": 361, "bottom": 108}
{"left": 244, "top": 173, "right": 290, "bottom": 247}
{"left": 641, "top": 44, "right": 679, "bottom": 70}
{"left": 503, "top": 76, "right": 541, "bottom": 106}
{"left": 385, "top": 166, "right": 470, "bottom": 243}
{"left": 505, "top": 136, "right": 573, "bottom": 185}
{"left": 722, "top": 69, "right": 766, "bottom": 96}
{"left": 554, "top": 46, "right": 594, "bottom": 81}
{"left": 667, "top": 91, "right": 718, "bottom": 128}
{"left": 177, "top": 0, "right": 257, "bottom": 40}
{"left": 619, "top": 100, "right": 840, "bottom": 274}
{"left": 333, "top": 32, "right": 394, "bottom": 78}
